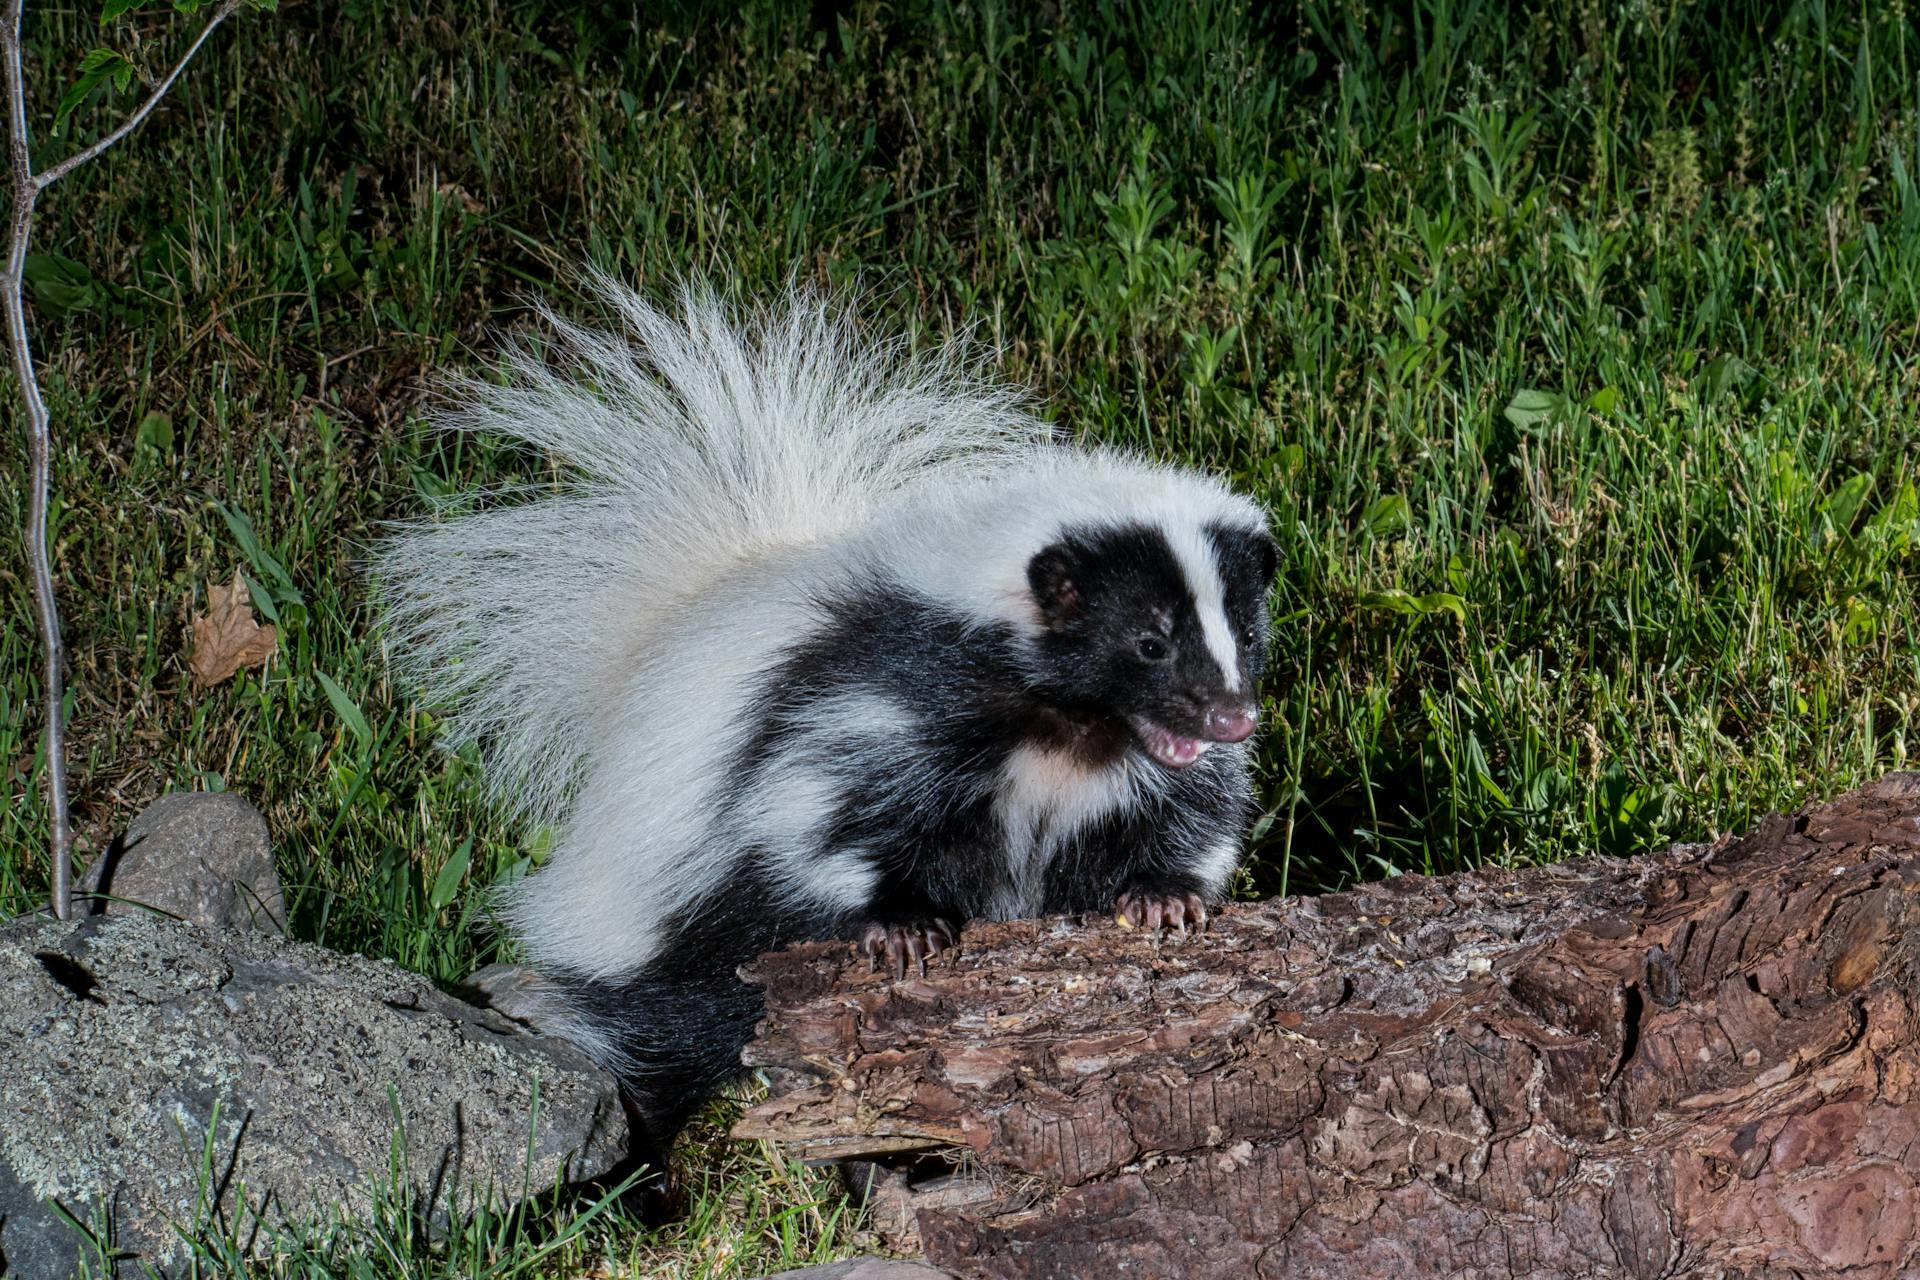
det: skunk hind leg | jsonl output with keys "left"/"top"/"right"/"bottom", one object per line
{"left": 540, "top": 883, "right": 806, "bottom": 1215}
{"left": 546, "top": 960, "right": 765, "bottom": 1217}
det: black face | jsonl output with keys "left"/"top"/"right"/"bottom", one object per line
{"left": 1025, "top": 519, "right": 1279, "bottom": 769}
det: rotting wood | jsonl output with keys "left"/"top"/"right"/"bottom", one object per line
{"left": 737, "top": 773, "right": 1920, "bottom": 1279}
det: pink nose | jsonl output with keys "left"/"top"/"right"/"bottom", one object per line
{"left": 1203, "top": 704, "right": 1258, "bottom": 743}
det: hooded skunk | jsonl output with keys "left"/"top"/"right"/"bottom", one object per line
{"left": 374, "top": 280, "right": 1278, "bottom": 1183}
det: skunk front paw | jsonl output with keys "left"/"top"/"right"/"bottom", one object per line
{"left": 1113, "top": 887, "right": 1209, "bottom": 937}
{"left": 861, "top": 917, "right": 959, "bottom": 979}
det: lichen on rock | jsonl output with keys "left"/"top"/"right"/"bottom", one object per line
{"left": 0, "top": 912, "right": 625, "bottom": 1279}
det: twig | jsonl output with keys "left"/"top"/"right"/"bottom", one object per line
{"left": 1, "top": 0, "right": 242, "bottom": 920}
{"left": 0, "top": 0, "right": 66, "bottom": 917}
{"left": 33, "top": 0, "right": 240, "bottom": 192}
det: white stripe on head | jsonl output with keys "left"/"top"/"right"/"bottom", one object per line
{"left": 1162, "top": 520, "right": 1240, "bottom": 693}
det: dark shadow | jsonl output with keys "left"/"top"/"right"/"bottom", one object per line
{"left": 32, "top": 951, "right": 102, "bottom": 1004}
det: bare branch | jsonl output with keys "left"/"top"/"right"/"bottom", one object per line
{"left": 34, "top": 0, "right": 242, "bottom": 191}
{"left": 1, "top": 0, "right": 72, "bottom": 919}
{"left": 2, "top": 0, "right": 26, "bottom": 185}
{"left": 3, "top": 0, "right": 246, "bottom": 919}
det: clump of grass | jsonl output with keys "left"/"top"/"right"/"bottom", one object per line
{"left": 47, "top": 1095, "right": 850, "bottom": 1278}
{"left": 3, "top": 0, "right": 1917, "bottom": 1272}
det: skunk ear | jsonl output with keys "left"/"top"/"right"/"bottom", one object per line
{"left": 1027, "top": 542, "right": 1083, "bottom": 629}
{"left": 1255, "top": 530, "right": 1279, "bottom": 589}
{"left": 1216, "top": 525, "right": 1280, "bottom": 593}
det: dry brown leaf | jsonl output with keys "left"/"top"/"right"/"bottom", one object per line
{"left": 188, "top": 570, "right": 277, "bottom": 687}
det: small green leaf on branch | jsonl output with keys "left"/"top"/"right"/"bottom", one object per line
{"left": 53, "top": 48, "right": 135, "bottom": 133}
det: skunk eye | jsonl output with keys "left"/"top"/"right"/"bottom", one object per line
{"left": 1136, "top": 635, "right": 1170, "bottom": 662}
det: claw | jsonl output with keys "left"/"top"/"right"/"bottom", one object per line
{"left": 860, "top": 918, "right": 959, "bottom": 981}
{"left": 1113, "top": 890, "right": 1212, "bottom": 942}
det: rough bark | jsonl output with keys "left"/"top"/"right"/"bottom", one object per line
{"left": 736, "top": 773, "right": 1920, "bottom": 1279}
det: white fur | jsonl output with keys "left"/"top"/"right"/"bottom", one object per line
{"left": 865, "top": 449, "right": 1266, "bottom": 648}
{"left": 374, "top": 281, "right": 1266, "bottom": 980}
{"left": 745, "top": 690, "right": 918, "bottom": 914}
{"left": 1195, "top": 833, "right": 1246, "bottom": 894}
{"left": 374, "top": 280, "right": 1039, "bottom": 830}
{"left": 990, "top": 743, "right": 1162, "bottom": 919}
{"left": 1163, "top": 520, "right": 1242, "bottom": 692}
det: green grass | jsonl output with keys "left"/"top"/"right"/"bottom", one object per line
{"left": 3, "top": 0, "right": 1918, "bottom": 1271}
{"left": 58, "top": 1101, "right": 854, "bottom": 1279}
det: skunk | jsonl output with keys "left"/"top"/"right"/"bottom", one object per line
{"left": 374, "top": 280, "right": 1278, "bottom": 1183}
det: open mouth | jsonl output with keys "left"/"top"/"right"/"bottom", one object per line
{"left": 1130, "top": 705, "right": 1258, "bottom": 769}
{"left": 1130, "top": 719, "right": 1218, "bottom": 769}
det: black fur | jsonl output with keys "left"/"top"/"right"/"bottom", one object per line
{"left": 557, "top": 518, "right": 1278, "bottom": 1190}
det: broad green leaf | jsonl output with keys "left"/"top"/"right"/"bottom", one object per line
{"left": 132, "top": 410, "right": 174, "bottom": 478}
{"left": 54, "top": 48, "right": 133, "bottom": 132}
{"left": 430, "top": 837, "right": 472, "bottom": 911}
{"left": 488, "top": 856, "right": 534, "bottom": 890}
{"left": 21, "top": 253, "right": 100, "bottom": 317}
{"left": 1416, "top": 591, "right": 1468, "bottom": 621}
{"left": 1357, "top": 590, "right": 1419, "bottom": 613}
{"left": 1768, "top": 451, "right": 1807, "bottom": 506}
{"left": 1356, "top": 589, "right": 1465, "bottom": 621}
{"left": 316, "top": 670, "right": 373, "bottom": 747}
{"left": 102, "top": 0, "right": 157, "bottom": 19}
{"left": 526, "top": 826, "right": 557, "bottom": 868}
{"left": 1360, "top": 494, "right": 1412, "bottom": 537}
{"left": 1866, "top": 479, "right": 1917, "bottom": 553}
{"left": 133, "top": 409, "right": 173, "bottom": 455}
{"left": 241, "top": 572, "right": 280, "bottom": 626}
{"left": 1503, "top": 388, "right": 1562, "bottom": 429}
{"left": 1822, "top": 471, "right": 1874, "bottom": 534}
{"left": 1698, "top": 353, "right": 1754, "bottom": 402}
{"left": 1882, "top": 479, "right": 1920, "bottom": 527}
{"left": 211, "top": 499, "right": 302, "bottom": 600}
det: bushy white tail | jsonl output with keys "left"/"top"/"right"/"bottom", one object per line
{"left": 372, "top": 278, "right": 1045, "bottom": 827}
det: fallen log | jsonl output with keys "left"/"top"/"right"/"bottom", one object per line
{"left": 735, "top": 773, "right": 1920, "bottom": 1279}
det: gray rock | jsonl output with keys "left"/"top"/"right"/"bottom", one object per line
{"left": 754, "top": 1260, "right": 956, "bottom": 1279}
{"left": 456, "top": 962, "right": 552, "bottom": 1030}
{"left": 81, "top": 791, "right": 284, "bottom": 932}
{"left": 0, "top": 912, "right": 626, "bottom": 1278}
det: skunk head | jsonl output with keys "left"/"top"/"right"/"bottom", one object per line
{"left": 1026, "top": 517, "right": 1278, "bottom": 769}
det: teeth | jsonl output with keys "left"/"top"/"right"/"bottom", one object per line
{"left": 1136, "top": 721, "right": 1214, "bottom": 769}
